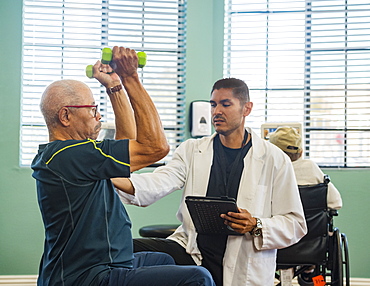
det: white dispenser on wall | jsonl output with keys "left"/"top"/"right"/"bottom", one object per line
{"left": 190, "top": 100, "right": 212, "bottom": 137}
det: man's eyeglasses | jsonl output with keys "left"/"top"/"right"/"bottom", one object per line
{"left": 64, "top": 105, "right": 99, "bottom": 118}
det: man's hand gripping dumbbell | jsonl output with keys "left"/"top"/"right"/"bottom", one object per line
{"left": 86, "top": 47, "right": 147, "bottom": 78}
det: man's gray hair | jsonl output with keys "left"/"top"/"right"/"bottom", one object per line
{"left": 40, "top": 79, "right": 86, "bottom": 128}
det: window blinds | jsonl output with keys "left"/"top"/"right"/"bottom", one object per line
{"left": 21, "top": 0, "right": 186, "bottom": 166}
{"left": 224, "top": 0, "right": 370, "bottom": 167}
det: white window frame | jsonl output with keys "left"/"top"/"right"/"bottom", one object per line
{"left": 21, "top": 0, "right": 187, "bottom": 166}
{"left": 224, "top": 0, "right": 370, "bottom": 167}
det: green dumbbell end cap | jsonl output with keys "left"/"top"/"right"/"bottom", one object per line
{"left": 102, "top": 47, "right": 113, "bottom": 64}
{"left": 86, "top": 65, "right": 93, "bottom": 78}
{"left": 137, "top": 51, "right": 147, "bottom": 68}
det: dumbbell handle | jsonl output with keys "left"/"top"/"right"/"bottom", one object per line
{"left": 86, "top": 48, "right": 147, "bottom": 78}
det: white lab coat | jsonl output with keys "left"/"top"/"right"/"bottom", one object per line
{"left": 119, "top": 128, "right": 307, "bottom": 286}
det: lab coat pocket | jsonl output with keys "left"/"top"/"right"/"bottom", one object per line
{"left": 244, "top": 253, "right": 276, "bottom": 286}
{"left": 252, "top": 185, "right": 269, "bottom": 217}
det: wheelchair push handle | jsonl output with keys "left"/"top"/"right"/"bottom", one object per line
{"left": 323, "top": 174, "right": 330, "bottom": 184}
{"left": 86, "top": 47, "right": 147, "bottom": 78}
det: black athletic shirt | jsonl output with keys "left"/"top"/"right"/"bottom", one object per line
{"left": 32, "top": 139, "right": 131, "bottom": 286}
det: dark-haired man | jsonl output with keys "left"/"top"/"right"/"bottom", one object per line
{"left": 114, "top": 78, "right": 307, "bottom": 286}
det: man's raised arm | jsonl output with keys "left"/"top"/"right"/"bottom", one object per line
{"left": 112, "top": 46, "right": 169, "bottom": 171}
{"left": 92, "top": 58, "right": 136, "bottom": 140}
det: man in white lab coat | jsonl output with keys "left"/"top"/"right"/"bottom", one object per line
{"left": 114, "top": 78, "right": 307, "bottom": 286}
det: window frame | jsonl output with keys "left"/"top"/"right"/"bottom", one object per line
{"left": 223, "top": 0, "right": 370, "bottom": 168}
{"left": 21, "top": 0, "right": 187, "bottom": 167}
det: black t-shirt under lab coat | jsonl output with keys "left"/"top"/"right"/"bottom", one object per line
{"left": 197, "top": 133, "right": 252, "bottom": 286}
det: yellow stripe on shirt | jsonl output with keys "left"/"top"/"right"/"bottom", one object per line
{"left": 87, "top": 138, "right": 130, "bottom": 167}
{"left": 45, "top": 139, "right": 130, "bottom": 167}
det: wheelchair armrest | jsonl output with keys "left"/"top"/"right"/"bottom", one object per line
{"left": 328, "top": 209, "right": 338, "bottom": 232}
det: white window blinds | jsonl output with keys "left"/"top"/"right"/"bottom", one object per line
{"left": 224, "top": 0, "right": 370, "bottom": 167}
{"left": 21, "top": 0, "right": 186, "bottom": 166}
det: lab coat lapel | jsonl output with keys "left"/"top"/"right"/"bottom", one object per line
{"left": 237, "top": 129, "right": 265, "bottom": 212}
{"left": 191, "top": 135, "right": 215, "bottom": 196}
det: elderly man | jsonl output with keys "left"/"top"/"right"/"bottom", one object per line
{"left": 114, "top": 78, "right": 307, "bottom": 286}
{"left": 32, "top": 47, "right": 215, "bottom": 286}
{"left": 269, "top": 126, "right": 342, "bottom": 285}
{"left": 269, "top": 126, "right": 342, "bottom": 210}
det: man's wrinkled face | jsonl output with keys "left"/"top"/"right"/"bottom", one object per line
{"left": 69, "top": 88, "right": 102, "bottom": 140}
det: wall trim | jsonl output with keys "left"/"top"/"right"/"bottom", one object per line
{"left": 0, "top": 275, "right": 37, "bottom": 285}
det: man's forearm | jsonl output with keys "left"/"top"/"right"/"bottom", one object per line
{"left": 110, "top": 46, "right": 169, "bottom": 171}
{"left": 107, "top": 83, "right": 136, "bottom": 140}
{"left": 121, "top": 74, "right": 168, "bottom": 152}
{"left": 112, "top": 177, "right": 135, "bottom": 195}
{"left": 91, "top": 58, "right": 136, "bottom": 140}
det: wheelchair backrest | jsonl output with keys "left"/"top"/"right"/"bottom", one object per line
{"left": 277, "top": 176, "right": 331, "bottom": 265}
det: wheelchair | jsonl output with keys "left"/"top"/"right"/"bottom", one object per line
{"left": 275, "top": 175, "right": 350, "bottom": 286}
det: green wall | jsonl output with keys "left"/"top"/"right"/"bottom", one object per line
{"left": 1, "top": 0, "right": 369, "bottom": 279}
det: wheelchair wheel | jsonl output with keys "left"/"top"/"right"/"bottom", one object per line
{"left": 330, "top": 228, "right": 343, "bottom": 286}
{"left": 342, "top": 233, "right": 350, "bottom": 286}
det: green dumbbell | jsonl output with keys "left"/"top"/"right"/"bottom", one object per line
{"left": 86, "top": 48, "right": 147, "bottom": 78}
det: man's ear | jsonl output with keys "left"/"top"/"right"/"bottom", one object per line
{"left": 58, "top": 107, "right": 71, "bottom": 127}
{"left": 243, "top": 101, "right": 253, "bottom": 117}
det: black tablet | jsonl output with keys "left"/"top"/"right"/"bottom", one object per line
{"left": 185, "top": 196, "right": 241, "bottom": 235}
